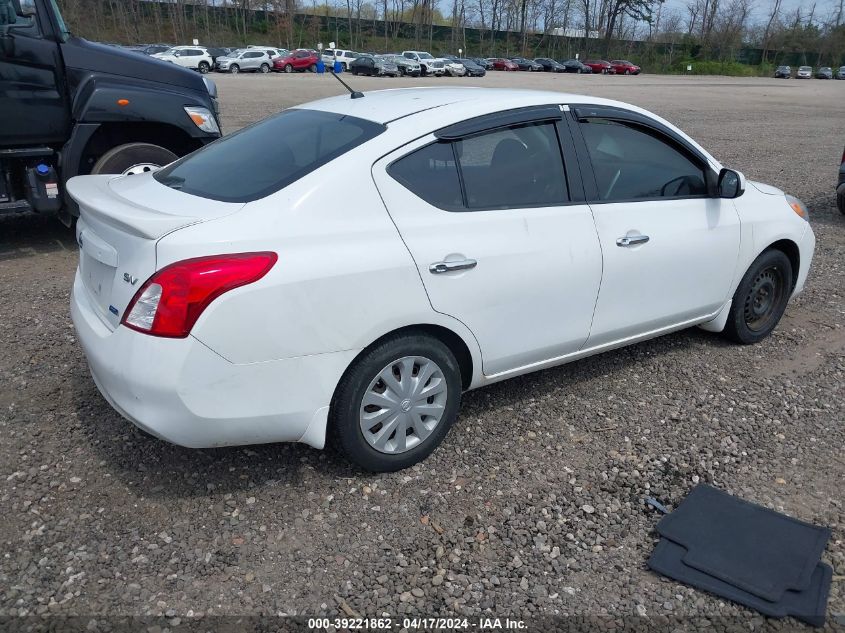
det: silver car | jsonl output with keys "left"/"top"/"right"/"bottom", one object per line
{"left": 215, "top": 49, "right": 273, "bottom": 74}
{"left": 374, "top": 55, "right": 400, "bottom": 77}
{"left": 796, "top": 65, "right": 813, "bottom": 79}
{"left": 386, "top": 54, "right": 421, "bottom": 76}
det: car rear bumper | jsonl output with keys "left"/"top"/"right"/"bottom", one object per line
{"left": 71, "top": 271, "right": 357, "bottom": 449}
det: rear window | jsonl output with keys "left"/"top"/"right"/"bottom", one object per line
{"left": 155, "top": 109, "right": 385, "bottom": 203}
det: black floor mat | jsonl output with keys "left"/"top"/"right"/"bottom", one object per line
{"left": 649, "top": 538, "right": 833, "bottom": 627}
{"left": 656, "top": 484, "right": 830, "bottom": 601}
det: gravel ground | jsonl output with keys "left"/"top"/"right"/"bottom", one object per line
{"left": 0, "top": 73, "right": 843, "bottom": 631}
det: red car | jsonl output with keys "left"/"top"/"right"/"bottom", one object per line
{"left": 273, "top": 49, "right": 320, "bottom": 73}
{"left": 610, "top": 59, "right": 641, "bottom": 75}
{"left": 583, "top": 59, "right": 615, "bottom": 74}
{"left": 488, "top": 58, "right": 519, "bottom": 71}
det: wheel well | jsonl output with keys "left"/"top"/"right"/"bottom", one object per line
{"left": 359, "top": 324, "right": 475, "bottom": 390}
{"left": 79, "top": 123, "right": 205, "bottom": 175}
{"left": 766, "top": 239, "right": 800, "bottom": 289}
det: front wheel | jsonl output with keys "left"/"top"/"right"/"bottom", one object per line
{"left": 284, "top": 63, "right": 293, "bottom": 73}
{"left": 625, "top": 69, "right": 631, "bottom": 75}
{"left": 330, "top": 334, "right": 462, "bottom": 472}
{"left": 229, "top": 64, "right": 240, "bottom": 74}
{"left": 260, "top": 63, "right": 270, "bottom": 73}
{"left": 198, "top": 61, "right": 210, "bottom": 73}
{"left": 837, "top": 189, "right": 845, "bottom": 214}
{"left": 90, "top": 142, "right": 178, "bottom": 176}
{"left": 723, "top": 249, "right": 793, "bottom": 344}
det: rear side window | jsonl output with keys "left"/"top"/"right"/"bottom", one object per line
{"left": 388, "top": 121, "right": 568, "bottom": 211}
{"left": 388, "top": 142, "right": 463, "bottom": 209}
{"left": 155, "top": 109, "right": 385, "bottom": 203}
{"left": 579, "top": 119, "right": 707, "bottom": 201}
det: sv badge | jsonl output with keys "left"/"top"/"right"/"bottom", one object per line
{"left": 123, "top": 272, "right": 139, "bottom": 286}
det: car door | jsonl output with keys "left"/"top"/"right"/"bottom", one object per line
{"left": 372, "top": 107, "right": 603, "bottom": 376}
{"left": 568, "top": 106, "right": 741, "bottom": 348}
{"left": 0, "top": 0, "right": 70, "bottom": 146}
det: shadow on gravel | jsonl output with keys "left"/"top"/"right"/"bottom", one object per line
{"left": 71, "top": 325, "right": 727, "bottom": 505}
{"left": 0, "top": 212, "right": 76, "bottom": 261}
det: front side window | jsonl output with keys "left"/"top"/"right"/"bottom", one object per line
{"left": 155, "top": 109, "right": 385, "bottom": 203}
{"left": 388, "top": 120, "right": 569, "bottom": 211}
{"left": 579, "top": 119, "right": 707, "bottom": 201}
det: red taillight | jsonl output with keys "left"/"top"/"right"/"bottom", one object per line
{"left": 121, "top": 252, "right": 277, "bottom": 338}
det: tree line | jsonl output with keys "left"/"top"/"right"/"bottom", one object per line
{"left": 56, "top": 0, "right": 845, "bottom": 69}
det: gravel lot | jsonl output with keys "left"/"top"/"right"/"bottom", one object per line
{"left": 1, "top": 73, "right": 843, "bottom": 630}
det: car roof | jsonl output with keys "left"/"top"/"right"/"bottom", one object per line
{"left": 302, "top": 87, "right": 652, "bottom": 126}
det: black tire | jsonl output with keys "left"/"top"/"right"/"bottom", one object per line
{"left": 625, "top": 69, "right": 631, "bottom": 75}
{"left": 352, "top": 68, "right": 359, "bottom": 75}
{"left": 90, "top": 142, "right": 178, "bottom": 176}
{"left": 723, "top": 249, "right": 793, "bottom": 345}
{"left": 398, "top": 66, "right": 406, "bottom": 76}
{"left": 309, "top": 63, "right": 317, "bottom": 72}
{"left": 198, "top": 61, "right": 210, "bottom": 74}
{"left": 284, "top": 63, "right": 293, "bottom": 73}
{"left": 838, "top": 189, "right": 845, "bottom": 215}
{"left": 329, "top": 333, "right": 462, "bottom": 472}
{"left": 260, "top": 63, "right": 270, "bottom": 73}
{"left": 229, "top": 64, "right": 240, "bottom": 74}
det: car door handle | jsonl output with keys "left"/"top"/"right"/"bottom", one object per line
{"left": 429, "top": 259, "right": 478, "bottom": 274}
{"left": 616, "top": 235, "right": 650, "bottom": 247}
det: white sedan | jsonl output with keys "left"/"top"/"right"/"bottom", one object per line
{"left": 69, "top": 88, "right": 815, "bottom": 472}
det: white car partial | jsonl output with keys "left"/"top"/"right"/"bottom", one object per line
{"left": 69, "top": 88, "right": 815, "bottom": 472}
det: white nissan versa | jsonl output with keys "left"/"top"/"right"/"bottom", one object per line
{"left": 69, "top": 88, "right": 815, "bottom": 472}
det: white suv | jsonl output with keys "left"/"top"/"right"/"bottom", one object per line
{"left": 152, "top": 46, "right": 213, "bottom": 74}
{"left": 322, "top": 49, "right": 359, "bottom": 70}
{"left": 401, "top": 51, "right": 447, "bottom": 76}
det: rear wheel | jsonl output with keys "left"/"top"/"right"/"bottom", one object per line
{"left": 309, "top": 63, "right": 317, "bottom": 72}
{"left": 330, "top": 334, "right": 462, "bottom": 472}
{"left": 90, "top": 143, "right": 178, "bottom": 176}
{"left": 837, "top": 189, "right": 845, "bottom": 214}
{"left": 625, "top": 69, "right": 631, "bottom": 75}
{"left": 229, "top": 64, "right": 240, "bottom": 74}
{"left": 198, "top": 61, "right": 210, "bottom": 73}
{"left": 260, "top": 63, "right": 270, "bottom": 73}
{"left": 723, "top": 249, "right": 793, "bottom": 344}
{"left": 284, "top": 63, "right": 293, "bottom": 73}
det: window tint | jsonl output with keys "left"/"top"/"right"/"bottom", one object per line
{"left": 388, "top": 121, "right": 568, "bottom": 211}
{"left": 388, "top": 142, "right": 463, "bottom": 209}
{"left": 580, "top": 119, "right": 707, "bottom": 201}
{"left": 155, "top": 109, "right": 385, "bottom": 204}
{"left": 456, "top": 122, "right": 567, "bottom": 208}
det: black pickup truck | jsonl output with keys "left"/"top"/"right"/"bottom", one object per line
{"left": 0, "top": 0, "right": 221, "bottom": 225}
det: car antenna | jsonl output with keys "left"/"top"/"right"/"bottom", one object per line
{"left": 330, "top": 68, "right": 364, "bottom": 99}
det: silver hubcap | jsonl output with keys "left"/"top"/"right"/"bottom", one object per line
{"left": 122, "top": 163, "right": 161, "bottom": 176}
{"left": 359, "top": 356, "right": 448, "bottom": 454}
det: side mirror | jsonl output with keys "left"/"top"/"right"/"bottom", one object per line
{"left": 718, "top": 168, "right": 745, "bottom": 199}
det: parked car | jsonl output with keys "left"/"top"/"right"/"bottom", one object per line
{"left": 560, "top": 59, "right": 593, "bottom": 73}
{"left": 534, "top": 58, "right": 566, "bottom": 72}
{"left": 838, "top": 145, "right": 845, "bottom": 214}
{"left": 273, "top": 49, "right": 320, "bottom": 73}
{"left": 69, "top": 87, "right": 814, "bottom": 472}
{"left": 774, "top": 65, "right": 792, "bottom": 78}
{"left": 137, "top": 44, "right": 171, "bottom": 56}
{"left": 610, "top": 59, "right": 641, "bottom": 75}
{"left": 796, "top": 65, "right": 813, "bottom": 78}
{"left": 349, "top": 55, "right": 400, "bottom": 77}
{"left": 152, "top": 46, "right": 213, "bottom": 73}
{"left": 205, "top": 47, "right": 233, "bottom": 63}
{"left": 836, "top": 66, "right": 845, "bottom": 79}
{"left": 458, "top": 58, "right": 486, "bottom": 77}
{"left": 216, "top": 49, "right": 273, "bottom": 74}
{"left": 816, "top": 66, "right": 833, "bottom": 79}
{"left": 474, "top": 58, "right": 494, "bottom": 70}
{"left": 322, "top": 49, "right": 359, "bottom": 70}
{"left": 583, "top": 59, "right": 615, "bottom": 74}
{"left": 248, "top": 45, "right": 287, "bottom": 59}
{"left": 444, "top": 60, "right": 467, "bottom": 76}
{"left": 401, "top": 51, "right": 446, "bottom": 76}
{"left": 488, "top": 58, "right": 519, "bottom": 71}
{"left": 385, "top": 54, "right": 421, "bottom": 76}
{"left": 509, "top": 57, "right": 543, "bottom": 71}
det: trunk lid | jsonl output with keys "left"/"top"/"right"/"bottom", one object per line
{"left": 67, "top": 174, "right": 243, "bottom": 330}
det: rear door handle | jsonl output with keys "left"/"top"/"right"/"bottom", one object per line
{"left": 616, "top": 235, "right": 650, "bottom": 247}
{"left": 429, "top": 259, "right": 477, "bottom": 274}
